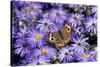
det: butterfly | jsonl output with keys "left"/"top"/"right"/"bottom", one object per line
{"left": 46, "top": 23, "right": 71, "bottom": 48}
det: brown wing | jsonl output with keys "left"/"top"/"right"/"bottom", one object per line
{"left": 46, "top": 32, "right": 56, "bottom": 43}
{"left": 60, "top": 24, "right": 71, "bottom": 44}
{"left": 54, "top": 31, "right": 64, "bottom": 48}
{"left": 46, "top": 31, "right": 64, "bottom": 48}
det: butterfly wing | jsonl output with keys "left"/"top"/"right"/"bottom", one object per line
{"left": 60, "top": 24, "right": 71, "bottom": 44}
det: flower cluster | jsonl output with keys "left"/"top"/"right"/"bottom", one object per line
{"left": 11, "top": 1, "right": 97, "bottom": 66}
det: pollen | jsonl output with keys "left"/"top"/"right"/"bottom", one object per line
{"left": 41, "top": 48, "right": 47, "bottom": 54}
{"left": 34, "top": 34, "right": 42, "bottom": 40}
{"left": 84, "top": 53, "right": 89, "bottom": 59}
{"left": 45, "top": 13, "right": 49, "bottom": 17}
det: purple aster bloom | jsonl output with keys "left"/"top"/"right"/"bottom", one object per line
{"left": 91, "top": 6, "right": 97, "bottom": 18}
{"left": 73, "top": 26, "right": 85, "bottom": 36}
{"left": 15, "top": 9, "right": 36, "bottom": 24}
{"left": 50, "top": 8, "right": 68, "bottom": 27}
{"left": 15, "top": 2, "right": 42, "bottom": 22}
{"left": 78, "top": 50, "right": 97, "bottom": 62}
{"left": 25, "top": 2, "right": 42, "bottom": 16}
{"left": 12, "top": 1, "right": 27, "bottom": 9}
{"left": 12, "top": 21, "right": 27, "bottom": 38}
{"left": 42, "top": 11, "right": 50, "bottom": 18}
{"left": 57, "top": 47, "right": 74, "bottom": 62}
{"left": 85, "top": 17, "right": 97, "bottom": 35}
{"left": 28, "top": 56, "right": 50, "bottom": 65}
{"left": 68, "top": 13, "right": 84, "bottom": 29}
{"left": 71, "top": 35, "right": 89, "bottom": 55}
{"left": 91, "top": 6, "right": 97, "bottom": 14}
{"left": 33, "top": 46, "right": 56, "bottom": 60}
{"left": 14, "top": 38, "right": 30, "bottom": 57}
{"left": 27, "top": 29, "right": 45, "bottom": 47}
{"left": 14, "top": 8, "right": 33, "bottom": 22}
{"left": 36, "top": 18, "right": 57, "bottom": 33}
{"left": 16, "top": 25, "right": 28, "bottom": 38}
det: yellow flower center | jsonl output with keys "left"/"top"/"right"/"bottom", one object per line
{"left": 84, "top": 53, "right": 89, "bottom": 59}
{"left": 45, "top": 13, "right": 49, "bottom": 17}
{"left": 34, "top": 34, "right": 42, "bottom": 40}
{"left": 41, "top": 48, "right": 47, "bottom": 54}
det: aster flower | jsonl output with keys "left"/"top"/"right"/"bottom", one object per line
{"left": 14, "top": 8, "right": 30, "bottom": 21}
{"left": 16, "top": 25, "right": 28, "bottom": 38}
{"left": 15, "top": 2, "right": 42, "bottom": 22}
{"left": 33, "top": 46, "right": 56, "bottom": 60}
{"left": 85, "top": 17, "right": 97, "bottom": 35}
{"left": 28, "top": 56, "right": 50, "bottom": 65}
{"left": 27, "top": 29, "right": 45, "bottom": 47}
{"left": 36, "top": 18, "right": 57, "bottom": 33}
{"left": 57, "top": 47, "right": 74, "bottom": 62}
{"left": 42, "top": 11, "right": 50, "bottom": 18}
{"left": 71, "top": 35, "right": 89, "bottom": 55}
{"left": 73, "top": 26, "right": 85, "bottom": 36}
{"left": 50, "top": 8, "right": 68, "bottom": 27}
{"left": 26, "top": 2, "right": 42, "bottom": 16}
{"left": 12, "top": 20, "right": 28, "bottom": 38}
{"left": 78, "top": 50, "right": 97, "bottom": 62}
{"left": 14, "top": 38, "right": 30, "bottom": 57}
{"left": 68, "top": 13, "right": 84, "bottom": 29}
{"left": 91, "top": 6, "right": 97, "bottom": 18}
{"left": 22, "top": 50, "right": 50, "bottom": 65}
{"left": 91, "top": 6, "right": 97, "bottom": 14}
{"left": 12, "top": 1, "right": 27, "bottom": 10}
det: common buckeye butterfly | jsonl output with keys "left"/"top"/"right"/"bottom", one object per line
{"left": 47, "top": 23, "right": 71, "bottom": 48}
